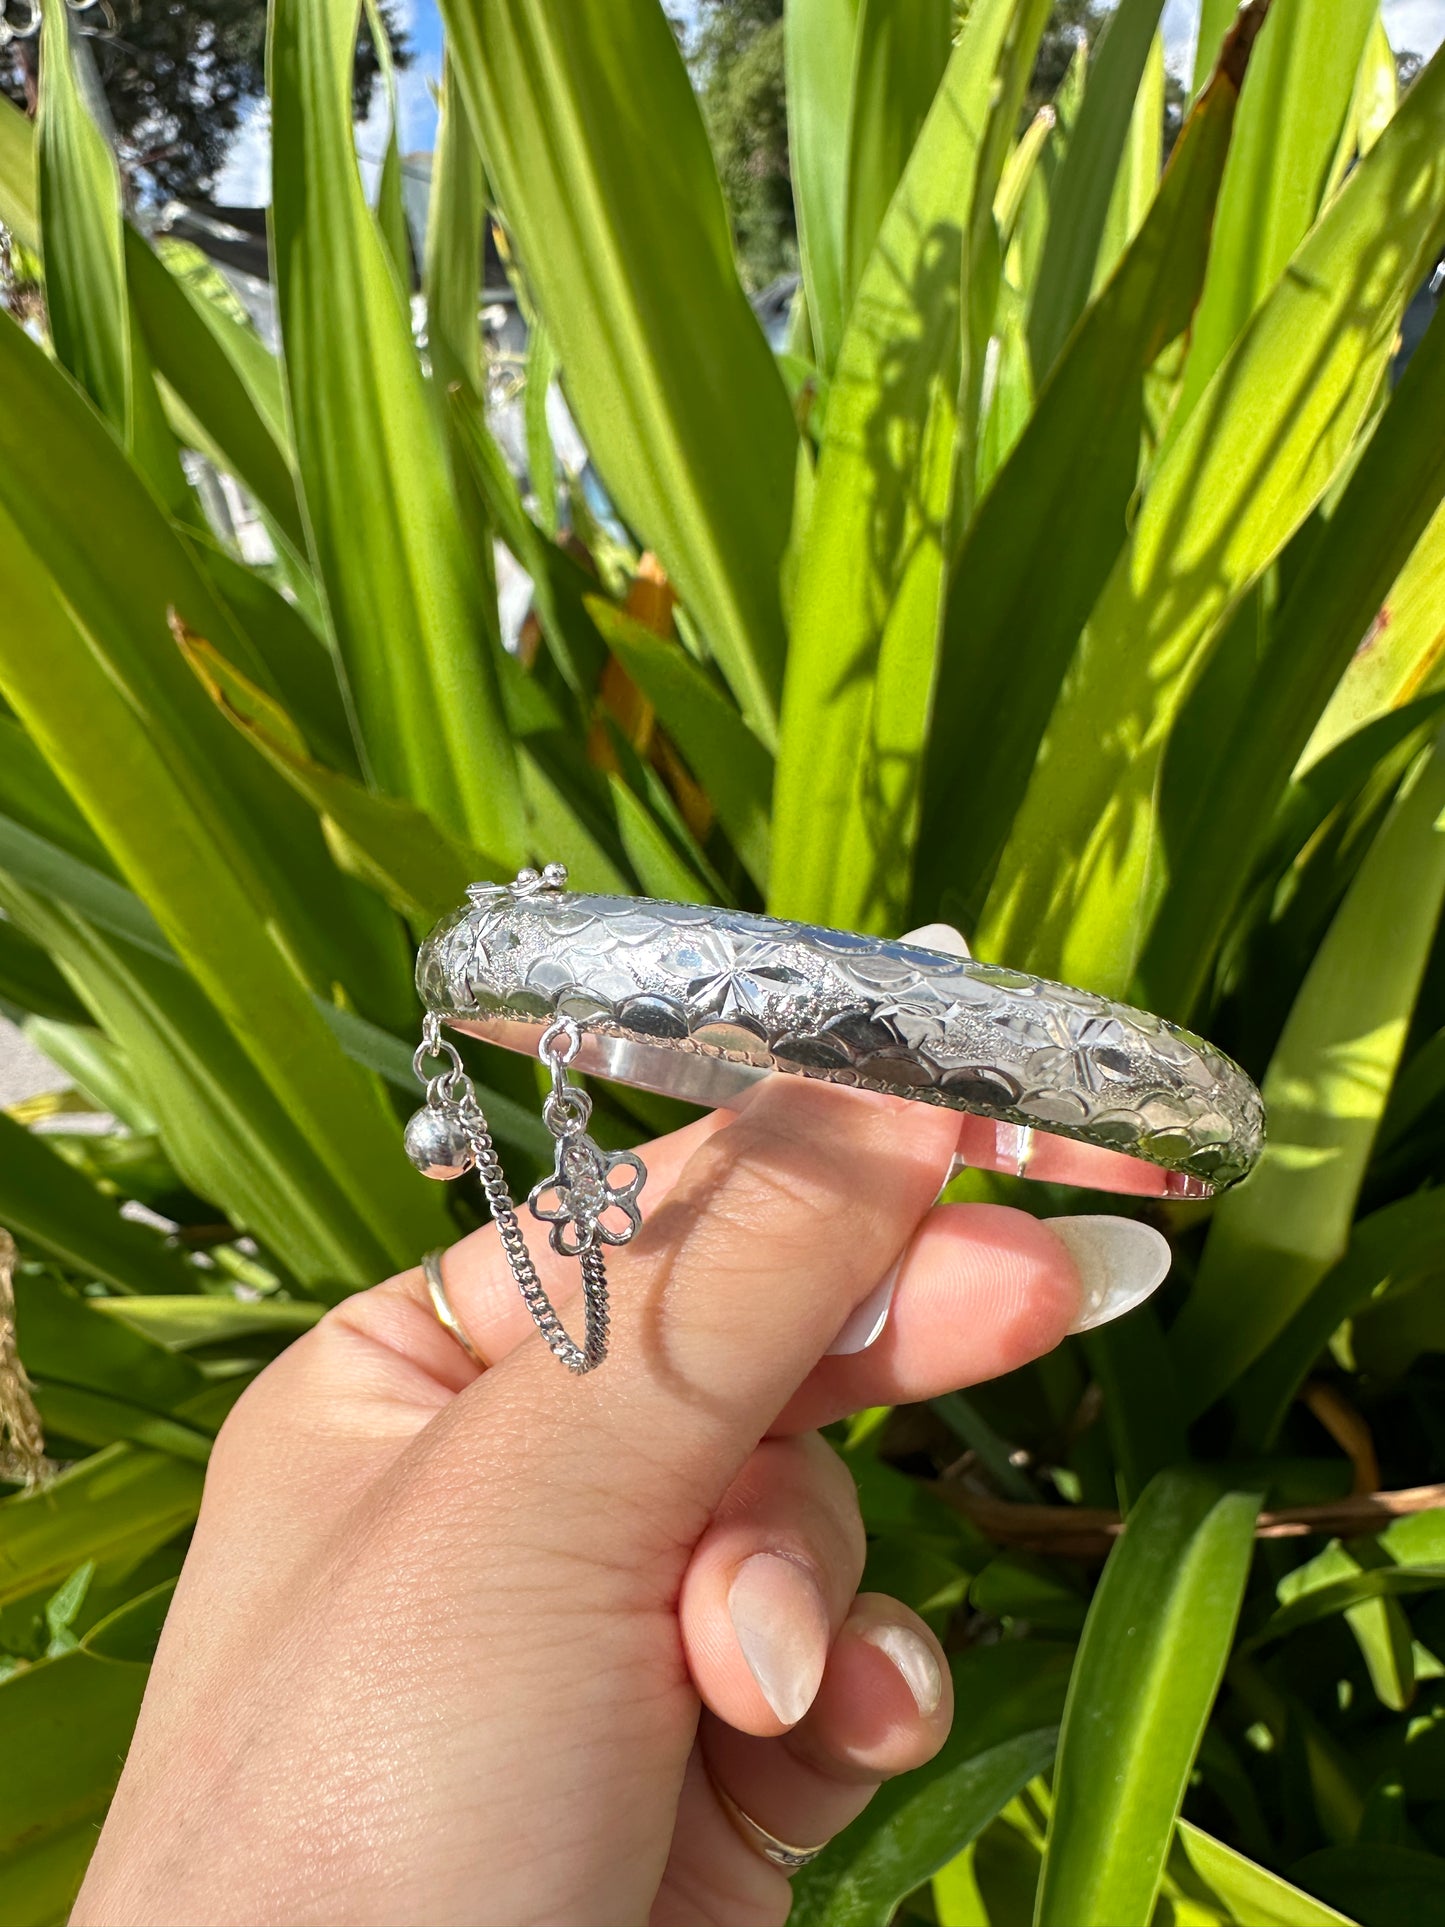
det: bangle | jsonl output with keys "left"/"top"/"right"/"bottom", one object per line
{"left": 415, "top": 867, "right": 1263, "bottom": 1199}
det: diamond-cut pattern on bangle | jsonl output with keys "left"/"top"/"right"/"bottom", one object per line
{"left": 417, "top": 889, "right": 1264, "bottom": 1191}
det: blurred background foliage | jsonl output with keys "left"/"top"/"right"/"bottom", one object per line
{"left": 2, "top": 1, "right": 1445, "bottom": 1924}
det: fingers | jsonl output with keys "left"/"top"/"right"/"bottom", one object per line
{"left": 492, "top": 1077, "right": 962, "bottom": 1507}
{"left": 705, "top": 1593, "right": 953, "bottom": 1821}
{"left": 679, "top": 1434, "right": 865, "bottom": 1736}
{"left": 775, "top": 1202, "right": 1086, "bottom": 1434}
{"left": 656, "top": 1597, "right": 953, "bottom": 1924}
{"left": 346, "top": 1108, "right": 732, "bottom": 1396}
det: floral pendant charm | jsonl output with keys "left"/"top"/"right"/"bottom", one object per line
{"left": 528, "top": 1138, "right": 646, "bottom": 1258}
{"left": 404, "top": 871, "right": 646, "bottom": 1375}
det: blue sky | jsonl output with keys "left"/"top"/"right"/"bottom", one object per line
{"left": 216, "top": 0, "right": 1445, "bottom": 206}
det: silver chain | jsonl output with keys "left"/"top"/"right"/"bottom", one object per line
{"left": 409, "top": 1004, "right": 642, "bottom": 1375}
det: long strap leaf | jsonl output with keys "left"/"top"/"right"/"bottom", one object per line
{"left": 1141, "top": 305, "right": 1445, "bottom": 1019}
{"left": 1027, "top": 0, "right": 1167, "bottom": 379}
{"left": 442, "top": 0, "right": 798, "bottom": 742}
{"left": 978, "top": 41, "right": 1445, "bottom": 994}
{"left": 771, "top": 0, "right": 1029, "bottom": 931}
{"left": 269, "top": 0, "right": 525, "bottom": 862}
{"left": 916, "top": 35, "right": 1248, "bottom": 928}
{"left": 1172, "top": 725, "right": 1445, "bottom": 1414}
{"left": 1036, "top": 1471, "right": 1262, "bottom": 1927}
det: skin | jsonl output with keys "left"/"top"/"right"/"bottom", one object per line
{"left": 75, "top": 1080, "right": 1092, "bottom": 1927}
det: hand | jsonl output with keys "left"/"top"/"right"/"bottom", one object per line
{"left": 75, "top": 1076, "right": 1166, "bottom": 1927}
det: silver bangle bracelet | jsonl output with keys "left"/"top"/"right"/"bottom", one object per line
{"left": 414, "top": 867, "right": 1263, "bottom": 1198}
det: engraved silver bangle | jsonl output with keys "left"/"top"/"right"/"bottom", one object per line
{"left": 413, "top": 867, "right": 1264, "bottom": 1201}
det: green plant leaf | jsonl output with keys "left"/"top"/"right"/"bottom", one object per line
{"left": 423, "top": 54, "right": 485, "bottom": 402}
{"left": 0, "top": 875, "right": 432, "bottom": 1296}
{"left": 1094, "top": 32, "right": 1165, "bottom": 293}
{"left": 1274, "top": 1539, "right": 1419, "bottom": 1713}
{"left": 585, "top": 597, "right": 772, "bottom": 889}
{"left": 1235, "top": 1188, "right": 1445, "bottom": 1446}
{"left": 39, "top": 4, "right": 131, "bottom": 432}
{"left": 93, "top": 1295, "right": 323, "bottom": 1351}
{"left": 1171, "top": 727, "right": 1445, "bottom": 1414}
{"left": 175, "top": 617, "right": 496, "bottom": 924}
{"left": 916, "top": 41, "right": 1246, "bottom": 926}
{"left": 524, "top": 318, "right": 559, "bottom": 539}
{"left": 1172, "top": 1823, "right": 1356, "bottom": 1926}
{"left": 978, "top": 41, "right": 1445, "bottom": 994}
{"left": 788, "top": 1643, "right": 1071, "bottom": 1927}
{"left": 1173, "top": 0, "right": 1378, "bottom": 432}
{"left": 187, "top": 534, "right": 360, "bottom": 783}
{"left": 443, "top": 0, "right": 798, "bottom": 741}
{"left": 34, "top": 1385, "right": 218, "bottom": 1465}
{"left": 1303, "top": 497, "right": 1445, "bottom": 770}
{"left": 1035, "top": 1471, "right": 1261, "bottom": 1927}
{"left": 0, "top": 1445, "right": 202, "bottom": 1608}
{"left": 446, "top": 386, "right": 607, "bottom": 699}
{"left": 0, "top": 1115, "right": 191, "bottom": 1297}
{"left": 362, "top": 0, "right": 411, "bottom": 289}
{"left": 770, "top": 0, "right": 1035, "bottom": 932}
{"left": 0, "top": 314, "right": 449, "bottom": 1283}
{"left": 36, "top": 1, "right": 190, "bottom": 521}
{"left": 1252, "top": 1554, "right": 1445, "bottom": 1652}
{"left": 0, "top": 307, "right": 405, "bottom": 1016}
{"left": 786, "top": 0, "right": 863, "bottom": 375}
{"left": 12, "top": 1275, "right": 204, "bottom": 1411}
{"left": 0, "top": 919, "right": 88, "bottom": 1026}
{"left": 0, "top": 92, "right": 37, "bottom": 249}
{"left": 1140, "top": 304, "right": 1445, "bottom": 1019}
{"left": 0, "top": 1643, "right": 150, "bottom": 1926}
{"left": 995, "top": 106, "right": 1057, "bottom": 253}
{"left": 269, "top": 0, "right": 524, "bottom": 862}
{"left": 1192, "top": 0, "right": 1245, "bottom": 95}
{"left": 1027, "top": 0, "right": 1167, "bottom": 379}
{"left": 125, "top": 228, "right": 307, "bottom": 560}
{"left": 840, "top": 0, "right": 952, "bottom": 308}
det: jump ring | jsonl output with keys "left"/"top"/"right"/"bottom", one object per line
{"left": 542, "top": 1088, "right": 591, "bottom": 1137}
{"left": 538, "top": 1015, "right": 582, "bottom": 1067}
{"left": 412, "top": 1033, "right": 465, "bottom": 1086}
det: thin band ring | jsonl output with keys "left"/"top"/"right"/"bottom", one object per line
{"left": 708, "top": 1772, "right": 831, "bottom": 1874}
{"left": 422, "top": 1248, "right": 488, "bottom": 1369}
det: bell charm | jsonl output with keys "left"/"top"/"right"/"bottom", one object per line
{"left": 404, "top": 1102, "right": 476, "bottom": 1181}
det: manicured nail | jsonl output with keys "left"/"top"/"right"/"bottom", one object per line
{"left": 861, "top": 1622, "right": 943, "bottom": 1715}
{"left": 728, "top": 1554, "right": 830, "bottom": 1726}
{"left": 827, "top": 1263, "right": 899, "bottom": 1355}
{"left": 901, "top": 921, "right": 972, "bottom": 958}
{"left": 1048, "top": 1215, "right": 1172, "bottom": 1333}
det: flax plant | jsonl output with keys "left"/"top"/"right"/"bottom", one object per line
{"left": 2, "top": 2, "right": 1445, "bottom": 1922}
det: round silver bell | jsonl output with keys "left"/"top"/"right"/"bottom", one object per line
{"left": 404, "top": 1104, "right": 476, "bottom": 1181}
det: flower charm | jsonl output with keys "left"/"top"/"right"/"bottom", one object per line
{"left": 528, "top": 1136, "right": 647, "bottom": 1257}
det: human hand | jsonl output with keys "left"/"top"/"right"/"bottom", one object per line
{"left": 75, "top": 1073, "right": 1169, "bottom": 1927}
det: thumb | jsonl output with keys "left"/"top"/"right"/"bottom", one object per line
{"left": 426, "top": 1076, "right": 960, "bottom": 1533}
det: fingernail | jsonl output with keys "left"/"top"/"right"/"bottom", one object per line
{"left": 901, "top": 921, "right": 972, "bottom": 958}
{"left": 1048, "top": 1215, "right": 1172, "bottom": 1333}
{"left": 827, "top": 1263, "right": 899, "bottom": 1355}
{"left": 728, "top": 1554, "right": 830, "bottom": 1726}
{"left": 861, "top": 1622, "right": 943, "bottom": 1716}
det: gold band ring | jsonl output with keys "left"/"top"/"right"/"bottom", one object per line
{"left": 709, "top": 1774, "right": 831, "bottom": 1874}
{"left": 421, "top": 1249, "right": 487, "bottom": 1369}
